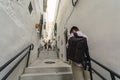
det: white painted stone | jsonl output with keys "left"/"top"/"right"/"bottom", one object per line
{"left": 56, "top": 0, "right": 120, "bottom": 79}
{"left": 21, "top": 72, "right": 73, "bottom": 80}
{"left": 0, "top": 0, "right": 43, "bottom": 80}
{"left": 25, "top": 67, "right": 71, "bottom": 73}
{"left": 20, "top": 50, "right": 73, "bottom": 80}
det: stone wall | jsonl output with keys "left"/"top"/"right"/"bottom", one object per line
{"left": 56, "top": 0, "right": 120, "bottom": 79}
{"left": 0, "top": 0, "right": 43, "bottom": 80}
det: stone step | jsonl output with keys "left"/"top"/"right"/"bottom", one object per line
{"left": 20, "top": 72, "right": 73, "bottom": 80}
{"left": 25, "top": 66, "right": 72, "bottom": 73}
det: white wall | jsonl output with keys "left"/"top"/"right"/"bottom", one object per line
{"left": 0, "top": 0, "right": 43, "bottom": 80}
{"left": 56, "top": 0, "right": 73, "bottom": 61}
{"left": 56, "top": 0, "right": 120, "bottom": 79}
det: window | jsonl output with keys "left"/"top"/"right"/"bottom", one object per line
{"left": 28, "top": 2, "right": 33, "bottom": 14}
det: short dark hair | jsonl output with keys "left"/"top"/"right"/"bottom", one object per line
{"left": 70, "top": 26, "right": 79, "bottom": 33}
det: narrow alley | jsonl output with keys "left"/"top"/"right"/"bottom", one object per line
{"left": 0, "top": 0, "right": 120, "bottom": 80}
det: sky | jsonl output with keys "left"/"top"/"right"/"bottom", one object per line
{"left": 47, "top": 0, "right": 58, "bottom": 22}
{"left": 46, "top": 0, "right": 58, "bottom": 40}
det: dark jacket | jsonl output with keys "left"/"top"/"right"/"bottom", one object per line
{"left": 67, "top": 33, "right": 90, "bottom": 69}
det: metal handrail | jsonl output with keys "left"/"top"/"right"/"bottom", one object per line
{"left": 91, "top": 68, "right": 107, "bottom": 80}
{"left": 90, "top": 58, "right": 120, "bottom": 80}
{"left": 0, "top": 44, "right": 34, "bottom": 80}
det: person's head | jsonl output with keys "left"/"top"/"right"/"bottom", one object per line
{"left": 70, "top": 26, "right": 79, "bottom": 34}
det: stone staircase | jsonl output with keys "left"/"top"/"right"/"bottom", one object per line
{"left": 20, "top": 51, "right": 73, "bottom": 80}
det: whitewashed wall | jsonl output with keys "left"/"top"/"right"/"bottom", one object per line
{"left": 56, "top": 0, "right": 120, "bottom": 79}
{"left": 0, "top": 0, "right": 43, "bottom": 80}
{"left": 56, "top": 0, "right": 73, "bottom": 61}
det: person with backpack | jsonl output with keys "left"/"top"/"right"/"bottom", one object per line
{"left": 48, "top": 40, "right": 52, "bottom": 50}
{"left": 67, "top": 26, "right": 91, "bottom": 80}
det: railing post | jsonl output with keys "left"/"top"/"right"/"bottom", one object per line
{"left": 89, "top": 61, "right": 93, "bottom": 80}
{"left": 37, "top": 48, "right": 40, "bottom": 58}
{"left": 26, "top": 44, "right": 34, "bottom": 67}
{"left": 89, "top": 67, "right": 93, "bottom": 80}
{"left": 110, "top": 72, "right": 116, "bottom": 80}
{"left": 26, "top": 48, "right": 31, "bottom": 67}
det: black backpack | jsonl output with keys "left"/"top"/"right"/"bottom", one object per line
{"left": 67, "top": 33, "right": 90, "bottom": 67}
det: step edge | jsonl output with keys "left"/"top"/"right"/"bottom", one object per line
{"left": 21, "top": 72, "right": 73, "bottom": 77}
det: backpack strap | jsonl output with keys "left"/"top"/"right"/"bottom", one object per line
{"left": 73, "top": 33, "right": 79, "bottom": 38}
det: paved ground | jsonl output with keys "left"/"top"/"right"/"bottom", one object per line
{"left": 19, "top": 50, "right": 73, "bottom": 80}
{"left": 29, "top": 50, "right": 71, "bottom": 69}
{"left": 38, "top": 50, "right": 58, "bottom": 60}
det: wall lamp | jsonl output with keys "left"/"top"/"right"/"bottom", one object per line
{"left": 72, "top": 0, "right": 79, "bottom": 7}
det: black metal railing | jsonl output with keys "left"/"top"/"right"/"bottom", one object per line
{"left": 0, "top": 44, "right": 34, "bottom": 80}
{"left": 90, "top": 58, "right": 120, "bottom": 80}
